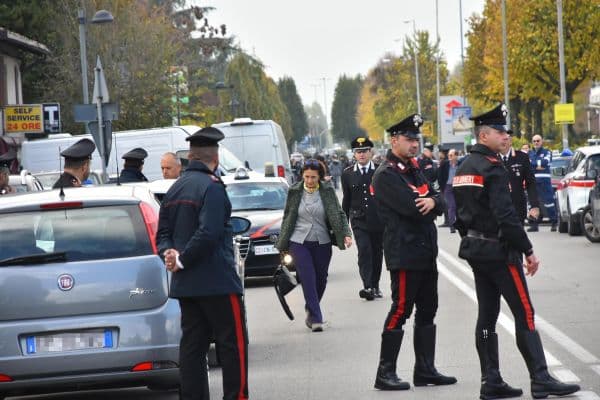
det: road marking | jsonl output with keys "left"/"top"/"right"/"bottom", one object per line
{"left": 576, "top": 392, "right": 600, "bottom": 400}
{"left": 439, "top": 248, "right": 600, "bottom": 366}
{"left": 437, "top": 261, "right": 561, "bottom": 367}
{"left": 552, "top": 368, "right": 580, "bottom": 382}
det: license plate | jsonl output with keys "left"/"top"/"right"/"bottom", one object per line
{"left": 253, "top": 244, "right": 279, "bottom": 255}
{"left": 25, "top": 329, "right": 113, "bottom": 354}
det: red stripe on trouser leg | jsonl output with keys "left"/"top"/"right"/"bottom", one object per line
{"left": 386, "top": 270, "right": 406, "bottom": 330}
{"left": 229, "top": 294, "right": 248, "bottom": 400}
{"left": 508, "top": 264, "right": 535, "bottom": 331}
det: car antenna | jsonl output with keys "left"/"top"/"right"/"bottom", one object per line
{"left": 114, "top": 133, "right": 121, "bottom": 185}
{"left": 58, "top": 145, "right": 65, "bottom": 200}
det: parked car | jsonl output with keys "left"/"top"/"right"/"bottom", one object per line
{"left": 550, "top": 156, "right": 572, "bottom": 191}
{"left": 7, "top": 170, "right": 44, "bottom": 193}
{"left": 33, "top": 170, "right": 105, "bottom": 188}
{"left": 582, "top": 168, "right": 600, "bottom": 243}
{"left": 0, "top": 186, "right": 181, "bottom": 398}
{"left": 555, "top": 146, "right": 600, "bottom": 235}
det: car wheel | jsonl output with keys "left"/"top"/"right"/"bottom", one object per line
{"left": 581, "top": 206, "right": 600, "bottom": 243}
{"left": 556, "top": 197, "right": 568, "bottom": 233}
{"left": 567, "top": 200, "right": 582, "bottom": 236}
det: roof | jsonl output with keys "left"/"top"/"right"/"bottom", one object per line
{"left": 0, "top": 27, "right": 50, "bottom": 56}
{"left": 574, "top": 145, "right": 600, "bottom": 156}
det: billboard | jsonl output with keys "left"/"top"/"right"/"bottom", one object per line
{"left": 3, "top": 104, "right": 44, "bottom": 134}
{"left": 452, "top": 106, "right": 473, "bottom": 134}
{"left": 438, "top": 96, "right": 471, "bottom": 145}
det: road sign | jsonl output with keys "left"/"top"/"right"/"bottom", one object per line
{"left": 3, "top": 104, "right": 43, "bottom": 134}
{"left": 554, "top": 103, "right": 575, "bottom": 124}
{"left": 73, "top": 103, "right": 119, "bottom": 122}
{"left": 42, "top": 103, "right": 61, "bottom": 134}
{"left": 92, "top": 56, "right": 110, "bottom": 103}
{"left": 88, "top": 120, "right": 113, "bottom": 167}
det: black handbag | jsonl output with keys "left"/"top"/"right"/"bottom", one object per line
{"left": 273, "top": 264, "right": 298, "bottom": 320}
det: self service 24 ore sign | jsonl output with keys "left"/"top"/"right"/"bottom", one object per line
{"left": 3, "top": 104, "right": 44, "bottom": 134}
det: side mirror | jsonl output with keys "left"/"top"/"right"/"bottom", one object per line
{"left": 231, "top": 216, "right": 251, "bottom": 235}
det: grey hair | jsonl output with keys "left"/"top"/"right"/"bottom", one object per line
{"left": 162, "top": 152, "right": 181, "bottom": 165}
{"left": 474, "top": 125, "right": 491, "bottom": 141}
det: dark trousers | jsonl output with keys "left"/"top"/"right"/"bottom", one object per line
{"left": 383, "top": 269, "right": 438, "bottom": 331}
{"left": 468, "top": 259, "right": 536, "bottom": 334}
{"left": 178, "top": 295, "right": 249, "bottom": 400}
{"left": 353, "top": 227, "right": 383, "bottom": 290}
{"left": 535, "top": 179, "right": 557, "bottom": 223}
{"left": 443, "top": 185, "right": 456, "bottom": 225}
{"left": 289, "top": 240, "right": 332, "bottom": 324}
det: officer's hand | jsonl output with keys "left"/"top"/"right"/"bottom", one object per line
{"left": 344, "top": 236, "right": 353, "bottom": 248}
{"left": 524, "top": 253, "right": 539, "bottom": 276}
{"left": 164, "top": 249, "right": 181, "bottom": 273}
{"left": 415, "top": 197, "right": 435, "bottom": 215}
{"left": 528, "top": 207, "right": 540, "bottom": 220}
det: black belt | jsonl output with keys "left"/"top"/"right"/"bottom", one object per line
{"left": 466, "top": 229, "right": 500, "bottom": 242}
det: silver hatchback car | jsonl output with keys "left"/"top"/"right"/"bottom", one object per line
{"left": 0, "top": 186, "right": 180, "bottom": 398}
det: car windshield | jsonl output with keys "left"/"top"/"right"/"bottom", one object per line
{"left": 226, "top": 182, "right": 287, "bottom": 211}
{"left": 0, "top": 205, "right": 152, "bottom": 262}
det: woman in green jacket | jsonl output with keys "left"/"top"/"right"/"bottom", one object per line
{"left": 276, "top": 159, "right": 352, "bottom": 332}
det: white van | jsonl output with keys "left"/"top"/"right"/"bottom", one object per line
{"left": 212, "top": 118, "right": 292, "bottom": 183}
{"left": 21, "top": 126, "right": 243, "bottom": 181}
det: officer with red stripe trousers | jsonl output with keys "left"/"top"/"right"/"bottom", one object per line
{"left": 453, "top": 103, "right": 580, "bottom": 399}
{"left": 157, "top": 126, "right": 249, "bottom": 400}
{"left": 372, "top": 114, "right": 457, "bottom": 390}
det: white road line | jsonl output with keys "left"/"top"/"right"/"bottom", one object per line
{"left": 438, "top": 247, "right": 600, "bottom": 366}
{"left": 552, "top": 368, "right": 581, "bottom": 382}
{"left": 437, "top": 261, "right": 561, "bottom": 366}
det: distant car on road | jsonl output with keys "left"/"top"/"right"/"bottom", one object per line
{"left": 0, "top": 186, "right": 180, "bottom": 398}
{"left": 550, "top": 156, "right": 572, "bottom": 191}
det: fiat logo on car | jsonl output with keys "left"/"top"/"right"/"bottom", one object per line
{"left": 57, "top": 274, "right": 75, "bottom": 291}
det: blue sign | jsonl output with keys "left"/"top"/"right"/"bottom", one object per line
{"left": 451, "top": 106, "right": 473, "bottom": 133}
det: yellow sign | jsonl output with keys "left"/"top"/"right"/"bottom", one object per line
{"left": 3, "top": 104, "right": 44, "bottom": 133}
{"left": 554, "top": 103, "right": 575, "bottom": 124}
{"left": 422, "top": 121, "right": 433, "bottom": 137}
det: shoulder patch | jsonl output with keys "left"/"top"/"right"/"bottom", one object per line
{"left": 485, "top": 155, "right": 501, "bottom": 164}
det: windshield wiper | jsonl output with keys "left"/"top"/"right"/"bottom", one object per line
{"left": 0, "top": 251, "right": 67, "bottom": 267}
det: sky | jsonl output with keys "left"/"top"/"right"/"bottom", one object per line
{"left": 202, "top": 0, "right": 485, "bottom": 123}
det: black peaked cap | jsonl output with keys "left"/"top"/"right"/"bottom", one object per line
{"left": 122, "top": 147, "right": 148, "bottom": 160}
{"left": 187, "top": 126, "right": 225, "bottom": 147}
{"left": 351, "top": 136, "right": 374, "bottom": 150}
{"left": 470, "top": 103, "right": 508, "bottom": 131}
{"left": 386, "top": 114, "right": 423, "bottom": 139}
{"left": 60, "top": 138, "right": 96, "bottom": 160}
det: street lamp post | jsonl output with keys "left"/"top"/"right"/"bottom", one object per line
{"left": 78, "top": 5, "right": 114, "bottom": 105}
{"left": 556, "top": 0, "right": 569, "bottom": 150}
{"left": 404, "top": 19, "right": 423, "bottom": 149}
{"left": 501, "top": 0, "right": 510, "bottom": 125}
{"left": 215, "top": 81, "right": 236, "bottom": 120}
{"left": 435, "top": 0, "right": 441, "bottom": 146}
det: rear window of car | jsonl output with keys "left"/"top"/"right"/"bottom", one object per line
{"left": 226, "top": 182, "right": 287, "bottom": 211}
{"left": 0, "top": 204, "right": 152, "bottom": 262}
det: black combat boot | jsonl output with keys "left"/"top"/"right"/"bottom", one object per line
{"left": 374, "top": 330, "right": 410, "bottom": 390}
{"left": 476, "top": 331, "right": 523, "bottom": 400}
{"left": 413, "top": 324, "right": 457, "bottom": 386}
{"left": 516, "top": 330, "right": 580, "bottom": 399}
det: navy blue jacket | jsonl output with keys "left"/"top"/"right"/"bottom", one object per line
{"left": 156, "top": 160, "right": 243, "bottom": 297}
{"left": 119, "top": 167, "right": 148, "bottom": 183}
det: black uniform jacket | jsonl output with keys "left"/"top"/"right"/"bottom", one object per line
{"left": 119, "top": 168, "right": 148, "bottom": 183}
{"left": 52, "top": 172, "right": 80, "bottom": 189}
{"left": 156, "top": 160, "right": 243, "bottom": 297}
{"left": 453, "top": 144, "right": 533, "bottom": 260}
{"left": 418, "top": 156, "right": 438, "bottom": 184}
{"left": 372, "top": 150, "right": 445, "bottom": 271}
{"left": 341, "top": 162, "right": 383, "bottom": 232}
{"left": 501, "top": 148, "right": 539, "bottom": 220}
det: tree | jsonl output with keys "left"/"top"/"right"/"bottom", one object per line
{"left": 224, "top": 53, "right": 293, "bottom": 143}
{"left": 330, "top": 74, "right": 366, "bottom": 143}
{"left": 278, "top": 77, "right": 308, "bottom": 145}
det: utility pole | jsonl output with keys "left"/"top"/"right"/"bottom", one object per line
{"left": 321, "top": 77, "right": 328, "bottom": 150}
{"left": 459, "top": 0, "right": 466, "bottom": 104}
{"left": 556, "top": 0, "right": 569, "bottom": 150}
{"left": 435, "top": 0, "right": 441, "bottom": 146}
{"left": 502, "top": 0, "right": 510, "bottom": 126}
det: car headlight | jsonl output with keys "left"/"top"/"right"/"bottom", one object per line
{"left": 283, "top": 254, "right": 293, "bottom": 265}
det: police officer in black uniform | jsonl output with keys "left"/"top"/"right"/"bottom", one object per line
{"left": 418, "top": 144, "right": 438, "bottom": 184}
{"left": 499, "top": 130, "right": 540, "bottom": 224}
{"left": 156, "top": 127, "right": 248, "bottom": 400}
{"left": 119, "top": 147, "right": 149, "bottom": 183}
{"left": 453, "top": 103, "right": 580, "bottom": 400}
{"left": 372, "top": 114, "right": 456, "bottom": 391}
{"left": 341, "top": 136, "right": 384, "bottom": 301}
{"left": 52, "top": 138, "right": 96, "bottom": 189}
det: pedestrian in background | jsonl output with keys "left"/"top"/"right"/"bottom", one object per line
{"left": 438, "top": 149, "right": 459, "bottom": 233}
{"left": 328, "top": 154, "right": 343, "bottom": 189}
{"left": 52, "top": 138, "right": 95, "bottom": 189}
{"left": 341, "top": 136, "right": 384, "bottom": 301}
{"left": 160, "top": 152, "right": 182, "bottom": 179}
{"left": 157, "top": 127, "right": 249, "bottom": 400}
{"left": 119, "top": 147, "right": 149, "bottom": 183}
{"left": 417, "top": 144, "right": 438, "bottom": 184}
{"left": 276, "top": 159, "right": 352, "bottom": 332}
{"left": 529, "top": 134, "right": 557, "bottom": 232}
{"left": 453, "top": 103, "right": 579, "bottom": 400}
{"left": 372, "top": 114, "right": 456, "bottom": 391}
{"left": 499, "top": 131, "right": 540, "bottom": 225}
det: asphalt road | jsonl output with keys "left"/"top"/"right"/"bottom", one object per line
{"left": 11, "top": 220, "right": 600, "bottom": 400}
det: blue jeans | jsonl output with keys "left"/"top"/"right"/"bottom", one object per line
{"left": 288, "top": 241, "right": 333, "bottom": 323}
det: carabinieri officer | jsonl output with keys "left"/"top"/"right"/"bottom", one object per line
{"left": 52, "top": 138, "right": 95, "bottom": 189}
{"left": 341, "top": 136, "right": 384, "bottom": 300}
{"left": 452, "top": 103, "right": 580, "bottom": 400}
{"left": 372, "top": 114, "right": 456, "bottom": 391}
